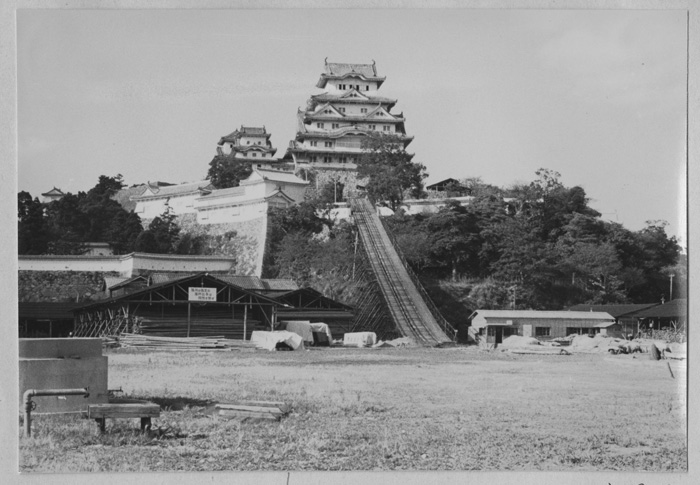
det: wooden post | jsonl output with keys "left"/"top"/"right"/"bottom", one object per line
{"left": 232, "top": 304, "right": 238, "bottom": 340}
{"left": 187, "top": 303, "right": 191, "bottom": 338}
{"left": 243, "top": 304, "right": 248, "bottom": 341}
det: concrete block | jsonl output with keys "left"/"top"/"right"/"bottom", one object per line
{"left": 19, "top": 338, "right": 103, "bottom": 359}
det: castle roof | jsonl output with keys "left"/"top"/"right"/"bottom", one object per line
{"left": 41, "top": 187, "right": 65, "bottom": 197}
{"left": 219, "top": 125, "right": 271, "bottom": 145}
{"left": 316, "top": 60, "right": 386, "bottom": 88}
{"left": 132, "top": 180, "right": 214, "bottom": 200}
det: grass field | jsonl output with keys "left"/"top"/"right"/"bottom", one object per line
{"left": 18, "top": 346, "right": 687, "bottom": 472}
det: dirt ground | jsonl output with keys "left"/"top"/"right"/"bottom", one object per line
{"left": 19, "top": 346, "right": 687, "bottom": 472}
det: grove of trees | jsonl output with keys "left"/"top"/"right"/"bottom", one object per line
{"left": 384, "top": 169, "right": 684, "bottom": 310}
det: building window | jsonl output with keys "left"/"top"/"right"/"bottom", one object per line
{"left": 317, "top": 122, "right": 325, "bottom": 128}
{"left": 252, "top": 152, "right": 257, "bottom": 157}
{"left": 261, "top": 154, "right": 266, "bottom": 158}
{"left": 324, "top": 141, "right": 333, "bottom": 147}
{"left": 310, "top": 141, "right": 317, "bottom": 147}
{"left": 365, "top": 86, "right": 369, "bottom": 91}
{"left": 310, "top": 156, "right": 317, "bottom": 163}
{"left": 361, "top": 108, "right": 367, "bottom": 114}
{"left": 383, "top": 125, "right": 391, "bottom": 132}
{"left": 332, "top": 123, "right": 339, "bottom": 129}
{"left": 323, "top": 156, "right": 331, "bottom": 163}
{"left": 340, "top": 156, "right": 347, "bottom": 164}
{"left": 487, "top": 327, "right": 496, "bottom": 336}
{"left": 339, "top": 107, "right": 345, "bottom": 113}
{"left": 368, "top": 124, "right": 376, "bottom": 130}
{"left": 535, "top": 327, "right": 551, "bottom": 337}
{"left": 324, "top": 110, "right": 331, "bottom": 114}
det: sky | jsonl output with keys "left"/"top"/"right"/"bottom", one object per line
{"left": 16, "top": 8, "right": 688, "bottom": 245}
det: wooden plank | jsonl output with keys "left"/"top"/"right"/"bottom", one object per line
{"left": 88, "top": 404, "right": 160, "bottom": 419}
{"left": 217, "top": 401, "right": 291, "bottom": 413}
{"left": 215, "top": 404, "right": 283, "bottom": 415}
{"left": 216, "top": 409, "right": 281, "bottom": 420}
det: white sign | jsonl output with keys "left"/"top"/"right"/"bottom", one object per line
{"left": 188, "top": 287, "right": 217, "bottom": 302}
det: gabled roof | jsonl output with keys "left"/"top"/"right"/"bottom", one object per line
{"left": 310, "top": 92, "right": 397, "bottom": 106}
{"left": 312, "top": 103, "right": 345, "bottom": 117}
{"left": 74, "top": 273, "right": 286, "bottom": 311}
{"left": 147, "top": 273, "right": 297, "bottom": 293}
{"left": 316, "top": 60, "right": 386, "bottom": 88}
{"left": 567, "top": 303, "right": 660, "bottom": 318}
{"left": 41, "top": 187, "right": 65, "bottom": 197}
{"left": 633, "top": 299, "right": 687, "bottom": 319}
{"left": 426, "top": 178, "right": 464, "bottom": 191}
{"left": 219, "top": 126, "right": 270, "bottom": 145}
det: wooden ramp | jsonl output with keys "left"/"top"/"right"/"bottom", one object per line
{"left": 350, "top": 198, "right": 455, "bottom": 346}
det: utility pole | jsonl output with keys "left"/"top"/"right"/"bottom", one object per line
{"left": 669, "top": 274, "right": 674, "bottom": 301}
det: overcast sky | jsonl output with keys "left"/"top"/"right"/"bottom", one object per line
{"left": 16, "top": 8, "right": 687, "bottom": 245}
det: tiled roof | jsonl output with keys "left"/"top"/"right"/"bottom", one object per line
{"left": 41, "top": 187, "right": 65, "bottom": 196}
{"left": 310, "top": 93, "right": 397, "bottom": 106}
{"left": 632, "top": 299, "right": 687, "bottom": 319}
{"left": 567, "top": 303, "right": 660, "bottom": 318}
{"left": 253, "top": 169, "right": 308, "bottom": 185}
{"left": 325, "top": 62, "right": 378, "bottom": 77}
{"left": 133, "top": 181, "right": 213, "bottom": 199}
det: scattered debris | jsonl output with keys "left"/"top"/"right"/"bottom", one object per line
{"left": 118, "top": 333, "right": 256, "bottom": 351}
{"left": 250, "top": 331, "right": 305, "bottom": 351}
{"left": 343, "top": 332, "right": 377, "bottom": 348}
{"left": 214, "top": 401, "right": 291, "bottom": 421}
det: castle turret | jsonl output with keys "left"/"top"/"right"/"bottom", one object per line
{"left": 217, "top": 125, "right": 277, "bottom": 161}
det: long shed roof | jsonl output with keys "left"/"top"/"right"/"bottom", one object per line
{"left": 470, "top": 310, "right": 615, "bottom": 321}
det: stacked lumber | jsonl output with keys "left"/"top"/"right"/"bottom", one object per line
{"left": 214, "top": 401, "right": 291, "bottom": 421}
{"left": 118, "top": 333, "right": 256, "bottom": 351}
{"left": 137, "top": 317, "right": 262, "bottom": 339}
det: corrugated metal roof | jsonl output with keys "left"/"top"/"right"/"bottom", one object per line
{"left": 633, "top": 299, "right": 687, "bottom": 319}
{"left": 217, "top": 275, "right": 266, "bottom": 290}
{"left": 567, "top": 303, "right": 659, "bottom": 317}
{"left": 472, "top": 310, "right": 615, "bottom": 321}
{"left": 261, "top": 279, "right": 299, "bottom": 291}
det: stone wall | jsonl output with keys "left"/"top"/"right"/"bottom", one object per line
{"left": 310, "top": 168, "right": 368, "bottom": 198}
{"left": 176, "top": 213, "right": 267, "bottom": 276}
{"left": 18, "top": 271, "right": 120, "bottom": 303}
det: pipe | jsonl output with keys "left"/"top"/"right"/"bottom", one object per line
{"left": 23, "top": 388, "right": 89, "bottom": 437}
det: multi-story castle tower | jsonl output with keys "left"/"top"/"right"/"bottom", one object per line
{"left": 216, "top": 126, "right": 277, "bottom": 162}
{"left": 285, "top": 60, "right": 413, "bottom": 193}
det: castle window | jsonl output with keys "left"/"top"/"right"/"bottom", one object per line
{"left": 339, "top": 107, "right": 345, "bottom": 113}
{"left": 261, "top": 154, "right": 266, "bottom": 158}
{"left": 325, "top": 141, "right": 333, "bottom": 147}
{"left": 332, "top": 123, "right": 339, "bottom": 129}
{"left": 310, "top": 141, "right": 317, "bottom": 147}
{"left": 369, "top": 124, "right": 376, "bottom": 130}
{"left": 361, "top": 108, "right": 367, "bottom": 114}
{"left": 252, "top": 152, "right": 257, "bottom": 157}
{"left": 323, "top": 156, "right": 331, "bottom": 163}
{"left": 383, "top": 125, "right": 391, "bottom": 132}
{"left": 340, "top": 156, "right": 347, "bottom": 164}
{"left": 317, "top": 123, "right": 324, "bottom": 128}
{"left": 365, "top": 86, "right": 369, "bottom": 91}
{"left": 310, "top": 156, "right": 317, "bottom": 163}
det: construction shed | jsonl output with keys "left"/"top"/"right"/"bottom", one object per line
{"left": 468, "top": 310, "right": 616, "bottom": 348}
{"left": 72, "top": 273, "right": 288, "bottom": 339}
{"left": 270, "top": 287, "right": 355, "bottom": 339}
{"left": 633, "top": 299, "right": 687, "bottom": 334}
{"left": 567, "top": 303, "right": 660, "bottom": 338}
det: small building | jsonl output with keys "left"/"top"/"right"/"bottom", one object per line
{"left": 217, "top": 126, "right": 278, "bottom": 161}
{"left": 269, "top": 287, "right": 355, "bottom": 339}
{"left": 73, "top": 273, "right": 287, "bottom": 339}
{"left": 468, "top": 310, "right": 616, "bottom": 348}
{"left": 567, "top": 303, "right": 660, "bottom": 338}
{"left": 425, "top": 178, "right": 471, "bottom": 196}
{"left": 633, "top": 299, "right": 687, "bottom": 334}
{"left": 40, "top": 187, "right": 65, "bottom": 203}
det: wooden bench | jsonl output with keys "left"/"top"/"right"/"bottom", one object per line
{"left": 87, "top": 403, "right": 160, "bottom": 434}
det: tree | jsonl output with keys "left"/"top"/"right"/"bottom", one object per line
{"left": 206, "top": 155, "right": 253, "bottom": 189}
{"left": 357, "top": 133, "right": 427, "bottom": 210}
{"left": 134, "top": 206, "right": 181, "bottom": 254}
{"left": 18, "top": 191, "right": 50, "bottom": 254}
